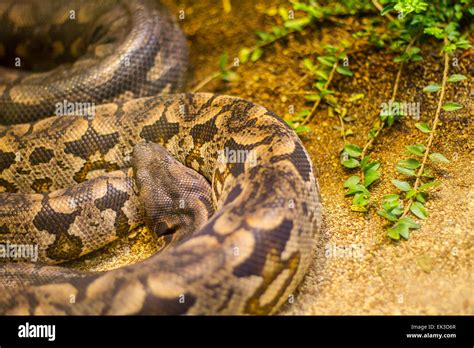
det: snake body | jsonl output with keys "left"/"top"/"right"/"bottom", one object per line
{"left": 0, "top": 0, "right": 322, "bottom": 315}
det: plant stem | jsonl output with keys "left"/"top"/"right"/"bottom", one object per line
{"left": 371, "top": 0, "right": 397, "bottom": 23}
{"left": 358, "top": 35, "right": 419, "bottom": 185}
{"left": 360, "top": 36, "right": 418, "bottom": 162}
{"left": 360, "top": 58, "right": 403, "bottom": 159}
{"left": 285, "top": 90, "right": 317, "bottom": 95}
{"left": 191, "top": 29, "right": 299, "bottom": 92}
{"left": 287, "top": 73, "right": 311, "bottom": 92}
{"left": 300, "top": 61, "right": 338, "bottom": 126}
{"left": 337, "top": 110, "right": 347, "bottom": 143}
{"left": 191, "top": 71, "right": 222, "bottom": 93}
{"left": 401, "top": 38, "right": 450, "bottom": 217}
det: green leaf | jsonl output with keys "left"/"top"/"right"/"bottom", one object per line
{"left": 317, "top": 55, "right": 337, "bottom": 67}
{"left": 444, "top": 22, "right": 458, "bottom": 36}
{"left": 271, "top": 26, "right": 284, "bottom": 37}
{"left": 418, "top": 181, "right": 440, "bottom": 191}
{"left": 394, "top": 0, "right": 427, "bottom": 15}
{"left": 295, "top": 109, "right": 310, "bottom": 119}
{"left": 255, "top": 31, "right": 274, "bottom": 43}
{"left": 342, "top": 158, "right": 360, "bottom": 169}
{"left": 392, "top": 179, "right": 412, "bottom": 192}
{"left": 351, "top": 205, "right": 367, "bottom": 212}
{"left": 221, "top": 70, "right": 239, "bottom": 82}
{"left": 394, "top": 55, "right": 407, "bottom": 63}
{"left": 377, "top": 210, "right": 398, "bottom": 222}
{"left": 384, "top": 194, "right": 400, "bottom": 202}
{"left": 447, "top": 74, "right": 467, "bottom": 83}
{"left": 364, "top": 162, "right": 381, "bottom": 172}
{"left": 423, "top": 84, "right": 440, "bottom": 93}
{"left": 294, "top": 125, "right": 311, "bottom": 134}
{"left": 422, "top": 168, "right": 434, "bottom": 178}
{"left": 219, "top": 52, "right": 228, "bottom": 71}
{"left": 382, "top": 194, "right": 401, "bottom": 211}
{"left": 410, "top": 201, "right": 428, "bottom": 219}
{"left": 368, "top": 128, "right": 377, "bottom": 139}
{"left": 314, "top": 81, "right": 326, "bottom": 91}
{"left": 456, "top": 38, "right": 471, "bottom": 50}
{"left": 238, "top": 48, "right": 251, "bottom": 64}
{"left": 289, "top": 110, "right": 307, "bottom": 121}
{"left": 442, "top": 102, "right": 463, "bottom": 111}
{"left": 323, "top": 44, "right": 338, "bottom": 54}
{"left": 364, "top": 168, "right": 381, "bottom": 187}
{"left": 353, "top": 192, "right": 370, "bottom": 207}
{"left": 399, "top": 217, "right": 421, "bottom": 229}
{"left": 396, "top": 223, "right": 410, "bottom": 240}
{"left": 315, "top": 69, "right": 329, "bottom": 80}
{"left": 348, "top": 93, "right": 365, "bottom": 102}
{"left": 406, "top": 189, "right": 417, "bottom": 199}
{"left": 415, "top": 122, "right": 431, "bottom": 133}
{"left": 343, "top": 175, "right": 360, "bottom": 188}
{"left": 283, "top": 17, "right": 311, "bottom": 30}
{"left": 424, "top": 27, "right": 444, "bottom": 39}
{"left": 304, "top": 94, "right": 320, "bottom": 102}
{"left": 250, "top": 48, "right": 263, "bottom": 62}
{"left": 398, "top": 158, "right": 421, "bottom": 169}
{"left": 381, "top": 4, "right": 395, "bottom": 15}
{"left": 278, "top": 7, "right": 289, "bottom": 20}
{"left": 345, "top": 184, "right": 369, "bottom": 196}
{"left": 336, "top": 66, "right": 353, "bottom": 77}
{"left": 416, "top": 192, "right": 427, "bottom": 203}
{"left": 405, "top": 144, "right": 426, "bottom": 157}
{"left": 429, "top": 153, "right": 450, "bottom": 163}
{"left": 320, "top": 89, "right": 335, "bottom": 97}
{"left": 407, "top": 47, "right": 421, "bottom": 56}
{"left": 388, "top": 222, "right": 410, "bottom": 240}
{"left": 344, "top": 144, "right": 362, "bottom": 158}
{"left": 360, "top": 156, "right": 370, "bottom": 170}
{"left": 391, "top": 207, "right": 404, "bottom": 216}
{"left": 443, "top": 43, "right": 457, "bottom": 53}
{"left": 387, "top": 227, "right": 400, "bottom": 240}
{"left": 303, "top": 58, "right": 316, "bottom": 73}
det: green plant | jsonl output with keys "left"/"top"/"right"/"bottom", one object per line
{"left": 191, "top": 3, "right": 320, "bottom": 93}
{"left": 372, "top": 0, "right": 471, "bottom": 239}
{"left": 341, "top": 34, "right": 417, "bottom": 212}
{"left": 287, "top": 43, "right": 353, "bottom": 133}
{"left": 192, "top": 1, "right": 367, "bottom": 104}
{"left": 343, "top": 0, "right": 471, "bottom": 239}
{"left": 378, "top": 44, "right": 467, "bottom": 240}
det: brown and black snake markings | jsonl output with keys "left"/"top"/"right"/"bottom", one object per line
{"left": 0, "top": 0, "right": 322, "bottom": 314}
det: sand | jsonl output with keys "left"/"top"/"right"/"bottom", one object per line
{"left": 71, "top": 0, "right": 473, "bottom": 315}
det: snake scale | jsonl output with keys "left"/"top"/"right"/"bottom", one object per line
{"left": 0, "top": 0, "right": 322, "bottom": 314}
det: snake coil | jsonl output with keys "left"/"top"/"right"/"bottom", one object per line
{"left": 0, "top": 0, "right": 322, "bottom": 314}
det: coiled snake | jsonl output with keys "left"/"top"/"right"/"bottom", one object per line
{"left": 0, "top": 0, "right": 321, "bottom": 314}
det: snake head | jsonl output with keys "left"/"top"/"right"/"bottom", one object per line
{"left": 132, "top": 142, "right": 214, "bottom": 244}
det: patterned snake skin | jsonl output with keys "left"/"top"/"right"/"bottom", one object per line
{"left": 0, "top": 0, "right": 322, "bottom": 314}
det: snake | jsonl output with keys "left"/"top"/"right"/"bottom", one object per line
{"left": 0, "top": 0, "right": 322, "bottom": 314}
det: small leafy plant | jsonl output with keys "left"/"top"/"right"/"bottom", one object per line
{"left": 373, "top": 0, "right": 471, "bottom": 239}
{"left": 286, "top": 43, "right": 353, "bottom": 133}
{"left": 343, "top": 0, "right": 471, "bottom": 239}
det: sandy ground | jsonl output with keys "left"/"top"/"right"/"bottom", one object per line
{"left": 71, "top": 0, "right": 473, "bottom": 314}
